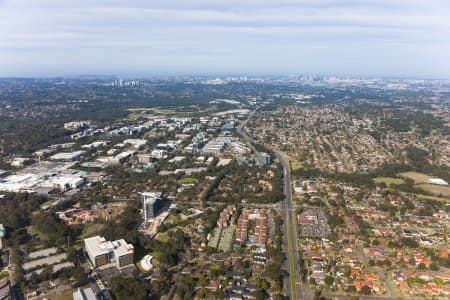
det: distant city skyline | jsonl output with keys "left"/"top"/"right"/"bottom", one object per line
{"left": 1, "top": 0, "right": 450, "bottom": 78}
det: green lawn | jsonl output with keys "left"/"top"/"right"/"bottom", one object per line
{"left": 127, "top": 112, "right": 141, "bottom": 121}
{"left": 374, "top": 177, "right": 405, "bottom": 185}
{"left": 397, "top": 191, "right": 449, "bottom": 203}
{"left": 166, "top": 214, "right": 181, "bottom": 225}
{"left": 178, "top": 177, "right": 199, "bottom": 184}
{"left": 81, "top": 223, "right": 105, "bottom": 238}
{"left": 289, "top": 159, "right": 304, "bottom": 171}
{"left": 0, "top": 271, "right": 8, "bottom": 279}
{"left": 31, "top": 227, "right": 50, "bottom": 241}
{"left": 155, "top": 232, "right": 170, "bottom": 242}
{"left": 280, "top": 151, "right": 303, "bottom": 171}
{"left": 416, "top": 183, "right": 450, "bottom": 198}
{"left": 37, "top": 287, "right": 80, "bottom": 300}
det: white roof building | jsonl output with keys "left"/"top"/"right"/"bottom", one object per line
{"left": 84, "top": 236, "right": 134, "bottom": 269}
{"left": 40, "top": 175, "right": 85, "bottom": 191}
{"left": 124, "top": 139, "right": 147, "bottom": 149}
{"left": 73, "top": 287, "right": 97, "bottom": 300}
{"left": 426, "top": 178, "right": 448, "bottom": 186}
{"left": 50, "top": 151, "right": 86, "bottom": 161}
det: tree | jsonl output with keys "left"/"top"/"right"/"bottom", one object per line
{"left": 71, "top": 267, "right": 88, "bottom": 287}
{"left": 31, "top": 212, "right": 73, "bottom": 245}
{"left": 214, "top": 288, "right": 226, "bottom": 299}
{"left": 360, "top": 285, "right": 371, "bottom": 295}
{"left": 430, "top": 262, "right": 439, "bottom": 271}
{"left": 324, "top": 275, "right": 334, "bottom": 287}
{"left": 197, "top": 287, "right": 207, "bottom": 298}
{"left": 29, "top": 272, "right": 40, "bottom": 285}
{"left": 253, "top": 289, "right": 268, "bottom": 300}
{"left": 417, "top": 263, "right": 426, "bottom": 270}
{"left": 346, "top": 285, "right": 356, "bottom": 293}
{"left": 110, "top": 276, "right": 148, "bottom": 300}
{"left": 258, "top": 278, "right": 270, "bottom": 290}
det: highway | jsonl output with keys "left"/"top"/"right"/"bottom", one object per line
{"left": 275, "top": 151, "right": 304, "bottom": 300}
{"left": 238, "top": 108, "right": 303, "bottom": 299}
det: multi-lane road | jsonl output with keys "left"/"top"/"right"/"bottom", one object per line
{"left": 275, "top": 151, "right": 304, "bottom": 300}
{"left": 238, "top": 109, "right": 303, "bottom": 299}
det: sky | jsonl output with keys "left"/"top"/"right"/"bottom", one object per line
{"left": 1, "top": 0, "right": 450, "bottom": 78}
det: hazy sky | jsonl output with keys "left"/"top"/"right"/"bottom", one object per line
{"left": 1, "top": 0, "right": 450, "bottom": 77}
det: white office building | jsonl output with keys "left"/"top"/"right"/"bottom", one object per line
{"left": 84, "top": 236, "right": 134, "bottom": 269}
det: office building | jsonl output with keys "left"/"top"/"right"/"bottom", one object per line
{"left": 141, "top": 192, "right": 165, "bottom": 223}
{"left": 84, "top": 236, "right": 134, "bottom": 269}
{"left": 255, "top": 152, "right": 271, "bottom": 165}
{"left": 0, "top": 224, "right": 5, "bottom": 249}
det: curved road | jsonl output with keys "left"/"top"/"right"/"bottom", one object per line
{"left": 238, "top": 109, "right": 303, "bottom": 299}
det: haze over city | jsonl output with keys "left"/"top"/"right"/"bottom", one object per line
{"left": 0, "top": 1, "right": 450, "bottom": 300}
{"left": 1, "top": 0, "right": 450, "bottom": 78}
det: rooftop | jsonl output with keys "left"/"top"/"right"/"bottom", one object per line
{"left": 84, "top": 236, "right": 134, "bottom": 258}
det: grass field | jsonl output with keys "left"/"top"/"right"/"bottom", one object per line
{"left": 81, "top": 223, "right": 105, "bottom": 238}
{"left": 416, "top": 184, "right": 450, "bottom": 197}
{"left": 178, "top": 177, "right": 199, "bottom": 184}
{"left": 155, "top": 232, "right": 170, "bottom": 242}
{"left": 0, "top": 271, "right": 8, "bottom": 279}
{"left": 126, "top": 107, "right": 174, "bottom": 114}
{"left": 31, "top": 227, "right": 49, "bottom": 241}
{"left": 397, "top": 171, "right": 450, "bottom": 200}
{"left": 374, "top": 177, "right": 405, "bottom": 185}
{"left": 289, "top": 159, "right": 304, "bottom": 171}
{"left": 126, "top": 106, "right": 215, "bottom": 116}
{"left": 127, "top": 112, "right": 141, "bottom": 120}
{"left": 412, "top": 193, "right": 449, "bottom": 203}
{"left": 399, "top": 171, "right": 430, "bottom": 183}
{"left": 37, "top": 287, "right": 78, "bottom": 300}
{"left": 280, "top": 151, "right": 303, "bottom": 171}
{"left": 396, "top": 191, "right": 449, "bottom": 203}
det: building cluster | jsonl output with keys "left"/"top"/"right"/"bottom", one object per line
{"left": 235, "top": 209, "right": 268, "bottom": 246}
{"left": 294, "top": 174, "right": 450, "bottom": 298}
{"left": 0, "top": 161, "right": 92, "bottom": 194}
{"left": 298, "top": 208, "right": 330, "bottom": 238}
{"left": 208, "top": 206, "right": 236, "bottom": 252}
{"left": 225, "top": 272, "right": 261, "bottom": 300}
{"left": 56, "top": 202, "right": 126, "bottom": 225}
{"left": 249, "top": 104, "right": 450, "bottom": 173}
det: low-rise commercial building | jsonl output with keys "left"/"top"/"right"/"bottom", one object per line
{"left": 50, "top": 151, "right": 86, "bottom": 161}
{"left": 73, "top": 287, "right": 98, "bottom": 300}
